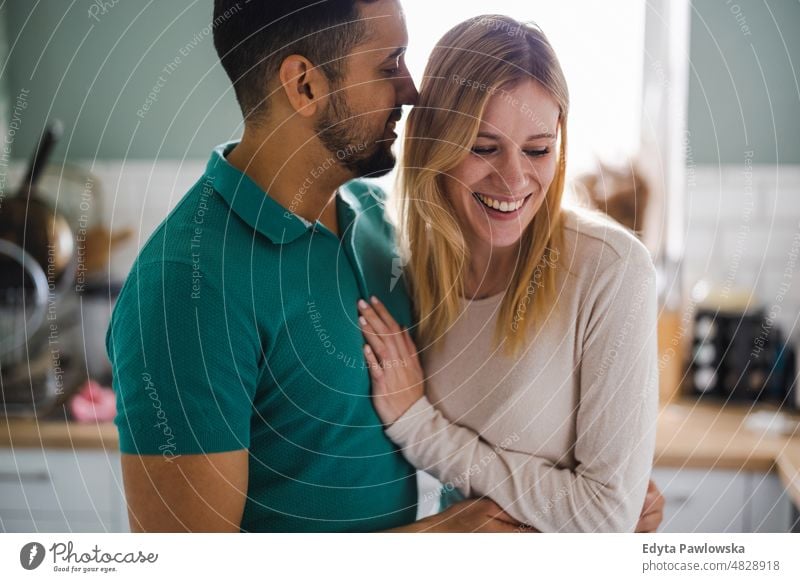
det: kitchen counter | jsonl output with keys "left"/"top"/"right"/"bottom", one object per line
{"left": 775, "top": 446, "right": 800, "bottom": 515}
{"left": 0, "top": 417, "right": 118, "bottom": 450}
{"left": 655, "top": 400, "right": 800, "bottom": 508}
{"left": 1, "top": 400, "right": 798, "bottom": 508}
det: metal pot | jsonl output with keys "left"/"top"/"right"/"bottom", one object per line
{"left": 0, "top": 121, "right": 75, "bottom": 295}
{"left": 0, "top": 238, "right": 58, "bottom": 416}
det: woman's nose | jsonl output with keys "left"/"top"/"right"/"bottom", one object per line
{"left": 497, "top": 151, "right": 531, "bottom": 194}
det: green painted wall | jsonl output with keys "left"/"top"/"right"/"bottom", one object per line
{"left": 1, "top": 0, "right": 242, "bottom": 161}
{"left": 3, "top": 1, "right": 799, "bottom": 163}
{"left": 688, "top": 0, "right": 800, "bottom": 164}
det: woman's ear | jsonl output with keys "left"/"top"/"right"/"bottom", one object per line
{"left": 278, "top": 55, "right": 329, "bottom": 118}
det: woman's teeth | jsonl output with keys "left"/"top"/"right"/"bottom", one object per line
{"left": 475, "top": 193, "right": 525, "bottom": 213}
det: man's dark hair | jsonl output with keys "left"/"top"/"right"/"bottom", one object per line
{"left": 213, "top": 0, "right": 377, "bottom": 121}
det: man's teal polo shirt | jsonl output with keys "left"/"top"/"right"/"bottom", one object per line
{"left": 106, "top": 142, "right": 418, "bottom": 532}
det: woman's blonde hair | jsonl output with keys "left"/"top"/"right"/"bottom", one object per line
{"left": 399, "top": 15, "right": 570, "bottom": 355}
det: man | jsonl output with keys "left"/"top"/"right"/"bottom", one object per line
{"left": 107, "top": 0, "right": 664, "bottom": 532}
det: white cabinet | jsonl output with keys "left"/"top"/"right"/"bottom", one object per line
{"left": 0, "top": 448, "right": 128, "bottom": 532}
{"left": 653, "top": 468, "right": 793, "bottom": 533}
{"left": 745, "top": 472, "right": 795, "bottom": 533}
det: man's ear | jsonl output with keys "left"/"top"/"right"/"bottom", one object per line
{"left": 279, "top": 55, "right": 329, "bottom": 118}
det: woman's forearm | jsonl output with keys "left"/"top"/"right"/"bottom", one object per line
{"left": 386, "top": 395, "right": 654, "bottom": 532}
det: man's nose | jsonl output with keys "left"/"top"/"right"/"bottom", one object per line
{"left": 397, "top": 72, "right": 419, "bottom": 107}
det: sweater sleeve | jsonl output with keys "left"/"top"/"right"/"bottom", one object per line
{"left": 385, "top": 246, "right": 659, "bottom": 532}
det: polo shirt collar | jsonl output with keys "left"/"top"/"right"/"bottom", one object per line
{"left": 206, "top": 141, "right": 333, "bottom": 245}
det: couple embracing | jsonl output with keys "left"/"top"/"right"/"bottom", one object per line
{"left": 108, "top": 0, "right": 663, "bottom": 533}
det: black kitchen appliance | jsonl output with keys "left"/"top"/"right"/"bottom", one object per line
{"left": 689, "top": 308, "right": 797, "bottom": 407}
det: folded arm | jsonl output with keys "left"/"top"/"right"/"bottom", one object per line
{"left": 358, "top": 248, "right": 659, "bottom": 532}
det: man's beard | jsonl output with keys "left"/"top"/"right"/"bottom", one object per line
{"left": 314, "top": 92, "right": 398, "bottom": 179}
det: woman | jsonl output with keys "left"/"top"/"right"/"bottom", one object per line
{"left": 357, "top": 15, "right": 659, "bottom": 532}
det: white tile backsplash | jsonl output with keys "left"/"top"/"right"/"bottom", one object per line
{"left": 683, "top": 164, "right": 800, "bottom": 340}
{"left": 759, "top": 166, "right": 800, "bottom": 223}
{"left": 91, "top": 160, "right": 206, "bottom": 280}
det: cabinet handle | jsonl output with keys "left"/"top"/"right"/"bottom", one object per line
{"left": 665, "top": 493, "right": 692, "bottom": 504}
{"left": 0, "top": 471, "right": 50, "bottom": 483}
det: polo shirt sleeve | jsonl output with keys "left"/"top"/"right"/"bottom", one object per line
{"left": 106, "top": 260, "right": 260, "bottom": 456}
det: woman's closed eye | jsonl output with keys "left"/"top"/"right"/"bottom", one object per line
{"left": 471, "top": 146, "right": 550, "bottom": 157}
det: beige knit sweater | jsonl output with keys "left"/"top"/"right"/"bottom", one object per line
{"left": 386, "top": 207, "right": 659, "bottom": 532}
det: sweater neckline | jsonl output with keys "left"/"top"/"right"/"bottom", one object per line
{"left": 460, "top": 290, "right": 505, "bottom": 308}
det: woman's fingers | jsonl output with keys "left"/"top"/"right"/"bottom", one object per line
{"left": 358, "top": 299, "right": 390, "bottom": 333}
{"left": 363, "top": 345, "right": 383, "bottom": 379}
{"left": 635, "top": 480, "right": 665, "bottom": 532}
{"left": 401, "top": 328, "right": 419, "bottom": 362}
{"left": 368, "top": 296, "right": 402, "bottom": 334}
{"left": 364, "top": 345, "right": 390, "bottom": 408}
{"left": 358, "top": 299, "right": 400, "bottom": 360}
{"left": 359, "top": 316, "right": 388, "bottom": 361}
{"left": 635, "top": 512, "right": 661, "bottom": 533}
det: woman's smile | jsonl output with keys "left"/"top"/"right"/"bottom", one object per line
{"left": 472, "top": 191, "right": 533, "bottom": 220}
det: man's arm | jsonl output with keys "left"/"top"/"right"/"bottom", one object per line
{"left": 389, "top": 498, "right": 528, "bottom": 533}
{"left": 121, "top": 451, "right": 248, "bottom": 532}
{"left": 123, "top": 453, "right": 519, "bottom": 533}
{"left": 108, "top": 260, "right": 261, "bottom": 532}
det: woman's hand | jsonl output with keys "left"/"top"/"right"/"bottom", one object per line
{"left": 358, "top": 296, "right": 425, "bottom": 426}
{"left": 635, "top": 480, "right": 665, "bottom": 532}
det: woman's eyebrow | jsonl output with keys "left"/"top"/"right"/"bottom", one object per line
{"left": 476, "top": 131, "right": 556, "bottom": 140}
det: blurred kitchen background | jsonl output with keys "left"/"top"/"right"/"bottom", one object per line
{"left": 0, "top": 0, "right": 798, "bottom": 533}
